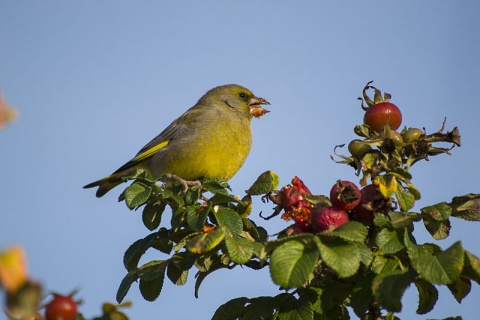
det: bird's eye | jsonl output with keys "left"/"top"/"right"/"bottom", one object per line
{"left": 239, "top": 92, "right": 247, "bottom": 100}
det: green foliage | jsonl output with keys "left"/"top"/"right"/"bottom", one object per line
{"left": 111, "top": 90, "right": 479, "bottom": 319}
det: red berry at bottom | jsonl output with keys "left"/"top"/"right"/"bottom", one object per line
{"left": 311, "top": 206, "right": 349, "bottom": 233}
{"left": 45, "top": 294, "right": 78, "bottom": 320}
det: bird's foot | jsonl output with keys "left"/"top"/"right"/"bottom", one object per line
{"left": 164, "top": 174, "right": 201, "bottom": 194}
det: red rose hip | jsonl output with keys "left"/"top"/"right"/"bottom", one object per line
{"left": 311, "top": 206, "right": 349, "bottom": 233}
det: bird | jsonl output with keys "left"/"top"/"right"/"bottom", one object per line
{"left": 84, "top": 84, "right": 270, "bottom": 197}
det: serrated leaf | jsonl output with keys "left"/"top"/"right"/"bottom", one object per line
{"left": 277, "top": 292, "right": 314, "bottom": 320}
{"left": 270, "top": 240, "right": 319, "bottom": 289}
{"left": 246, "top": 170, "right": 280, "bottom": 196}
{"left": 404, "top": 231, "right": 441, "bottom": 260}
{"left": 243, "top": 295, "right": 284, "bottom": 319}
{"left": 123, "top": 233, "right": 158, "bottom": 271}
{"left": 374, "top": 214, "right": 393, "bottom": 228}
{"left": 389, "top": 211, "right": 421, "bottom": 229}
{"left": 405, "top": 181, "right": 421, "bottom": 200}
{"left": 447, "top": 277, "right": 471, "bottom": 303}
{"left": 450, "top": 194, "right": 480, "bottom": 221}
{"left": 372, "top": 255, "right": 400, "bottom": 274}
{"left": 142, "top": 201, "right": 165, "bottom": 231}
{"left": 166, "top": 262, "right": 188, "bottom": 286}
{"left": 372, "top": 270, "right": 415, "bottom": 312}
{"left": 421, "top": 202, "right": 452, "bottom": 221}
{"left": 375, "top": 174, "right": 398, "bottom": 198}
{"left": 396, "top": 184, "right": 415, "bottom": 212}
{"left": 186, "top": 204, "right": 207, "bottom": 231}
{"left": 139, "top": 275, "right": 164, "bottom": 302}
{"left": 138, "top": 260, "right": 168, "bottom": 281}
{"left": 213, "top": 206, "right": 243, "bottom": 237}
{"left": 186, "top": 227, "right": 226, "bottom": 254}
{"left": 304, "top": 194, "right": 332, "bottom": 207}
{"left": 151, "top": 228, "right": 173, "bottom": 254}
{"left": 123, "top": 183, "right": 152, "bottom": 209}
{"left": 411, "top": 241, "right": 464, "bottom": 285}
{"left": 225, "top": 236, "right": 255, "bottom": 264}
{"left": 375, "top": 228, "right": 404, "bottom": 254}
{"left": 202, "top": 178, "right": 231, "bottom": 194}
{"left": 264, "top": 234, "right": 315, "bottom": 255}
{"left": 212, "top": 297, "right": 249, "bottom": 320}
{"left": 462, "top": 250, "right": 480, "bottom": 284}
{"left": 320, "top": 221, "right": 368, "bottom": 243}
{"left": 414, "top": 278, "right": 438, "bottom": 315}
{"left": 423, "top": 215, "right": 451, "bottom": 240}
{"left": 350, "top": 273, "right": 375, "bottom": 318}
{"left": 116, "top": 270, "right": 138, "bottom": 303}
{"left": 315, "top": 236, "right": 360, "bottom": 278}
{"left": 355, "top": 242, "right": 373, "bottom": 266}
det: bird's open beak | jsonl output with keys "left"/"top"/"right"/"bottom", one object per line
{"left": 249, "top": 96, "right": 270, "bottom": 118}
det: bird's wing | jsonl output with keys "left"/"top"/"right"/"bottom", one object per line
{"left": 112, "top": 106, "right": 200, "bottom": 174}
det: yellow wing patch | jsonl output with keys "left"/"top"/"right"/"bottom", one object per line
{"left": 132, "top": 140, "right": 169, "bottom": 163}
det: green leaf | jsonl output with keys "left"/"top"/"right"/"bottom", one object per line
{"left": 270, "top": 240, "right": 319, "bottom": 289}
{"left": 151, "top": 228, "right": 173, "bottom": 254}
{"left": 243, "top": 295, "right": 285, "bottom": 319}
{"left": 389, "top": 211, "right": 421, "bottom": 229}
{"left": 225, "top": 236, "right": 255, "bottom": 264}
{"left": 246, "top": 170, "right": 280, "bottom": 196}
{"left": 422, "top": 215, "right": 451, "bottom": 240}
{"left": 213, "top": 206, "right": 243, "bottom": 237}
{"left": 116, "top": 270, "right": 138, "bottom": 303}
{"left": 186, "top": 227, "right": 226, "bottom": 254}
{"left": 137, "top": 260, "right": 168, "bottom": 301}
{"left": 277, "top": 292, "right": 314, "bottom": 320}
{"left": 184, "top": 186, "right": 201, "bottom": 205}
{"left": 374, "top": 214, "right": 393, "bottom": 228}
{"left": 414, "top": 278, "right": 438, "bottom": 315}
{"left": 123, "top": 183, "right": 152, "bottom": 209}
{"left": 354, "top": 124, "right": 371, "bottom": 138}
{"left": 320, "top": 221, "right": 368, "bottom": 243}
{"left": 462, "top": 250, "right": 480, "bottom": 284}
{"left": 166, "top": 252, "right": 194, "bottom": 286}
{"left": 263, "top": 234, "right": 315, "bottom": 255}
{"left": 123, "top": 233, "right": 158, "bottom": 271}
{"left": 139, "top": 275, "right": 164, "bottom": 302}
{"left": 355, "top": 242, "right": 373, "bottom": 266}
{"left": 450, "top": 193, "right": 480, "bottom": 221}
{"left": 186, "top": 204, "right": 207, "bottom": 232}
{"left": 142, "top": 201, "right": 165, "bottom": 231}
{"left": 396, "top": 184, "right": 415, "bottom": 212}
{"left": 138, "top": 260, "right": 168, "bottom": 281}
{"left": 372, "top": 270, "right": 415, "bottom": 312}
{"left": 212, "top": 297, "right": 249, "bottom": 320}
{"left": 421, "top": 202, "right": 452, "bottom": 221}
{"left": 202, "top": 178, "right": 231, "bottom": 194}
{"left": 375, "top": 228, "right": 404, "bottom": 254}
{"left": 166, "top": 262, "right": 188, "bottom": 286}
{"left": 315, "top": 236, "right": 360, "bottom": 278}
{"left": 350, "top": 273, "right": 375, "bottom": 318}
{"left": 411, "top": 241, "right": 464, "bottom": 285}
{"left": 447, "top": 277, "right": 471, "bottom": 303}
{"left": 372, "top": 255, "right": 400, "bottom": 274}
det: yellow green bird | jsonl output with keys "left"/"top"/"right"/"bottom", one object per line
{"left": 84, "top": 84, "right": 270, "bottom": 197}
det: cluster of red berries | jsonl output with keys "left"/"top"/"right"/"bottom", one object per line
{"left": 279, "top": 177, "right": 382, "bottom": 234}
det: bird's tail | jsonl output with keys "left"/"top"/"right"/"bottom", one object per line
{"left": 83, "top": 175, "right": 123, "bottom": 198}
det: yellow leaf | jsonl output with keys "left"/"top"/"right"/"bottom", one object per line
{"left": 0, "top": 245, "right": 28, "bottom": 293}
{"left": 374, "top": 175, "right": 398, "bottom": 198}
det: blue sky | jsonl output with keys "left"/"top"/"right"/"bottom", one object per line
{"left": 1, "top": 1, "right": 479, "bottom": 319}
